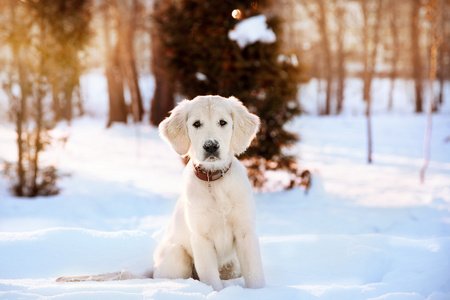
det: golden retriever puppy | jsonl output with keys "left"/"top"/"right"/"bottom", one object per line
{"left": 154, "top": 95, "right": 265, "bottom": 291}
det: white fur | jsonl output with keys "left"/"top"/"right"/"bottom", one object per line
{"left": 155, "top": 95, "right": 265, "bottom": 290}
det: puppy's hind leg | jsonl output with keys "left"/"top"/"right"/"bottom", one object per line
{"left": 153, "top": 243, "right": 193, "bottom": 280}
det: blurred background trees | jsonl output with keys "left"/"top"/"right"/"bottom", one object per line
{"left": 1, "top": 0, "right": 92, "bottom": 197}
{"left": 295, "top": 0, "right": 449, "bottom": 114}
{"left": 0, "top": 0, "right": 449, "bottom": 194}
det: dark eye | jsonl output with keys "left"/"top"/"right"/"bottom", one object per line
{"left": 219, "top": 120, "right": 227, "bottom": 127}
{"left": 193, "top": 121, "right": 201, "bottom": 128}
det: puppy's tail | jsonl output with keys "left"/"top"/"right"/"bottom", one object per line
{"left": 56, "top": 270, "right": 153, "bottom": 282}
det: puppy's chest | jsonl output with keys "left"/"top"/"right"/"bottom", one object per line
{"left": 193, "top": 190, "right": 236, "bottom": 230}
{"left": 205, "top": 191, "right": 235, "bottom": 220}
{"left": 204, "top": 193, "right": 236, "bottom": 255}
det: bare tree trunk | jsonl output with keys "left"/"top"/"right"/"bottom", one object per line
{"left": 361, "top": 0, "right": 383, "bottom": 164}
{"left": 51, "top": 80, "right": 62, "bottom": 123}
{"left": 437, "top": 48, "right": 444, "bottom": 107}
{"left": 15, "top": 71, "right": 27, "bottom": 197}
{"left": 15, "top": 93, "right": 26, "bottom": 197}
{"left": 334, "top": 0, "right": 346, "bottom": 114}
{"left": 387, "top": 75, "right": 396, "bottom": 112}
{"left": 420, "top": 44, "right": 436, "bottom": 183}
{"left": 103, "top": 3, "right": 128, "bottom": 127}
{"left": 421, "top": 0, "right": 443, "bottom": 183}
{"left": 31, "top": 85, "right": 43, "bottom": 196}
{"left": 317, "top": 77, "right": 323, "bottom": 114}
{"left": 362, "top": 0, "right": 372, "bottom": 163}
{"left": 318, "top": 0, "right": 332, "bottom": 115}
{"left": 150, "top": 59, "right": 175, "bottom": 125}
{"left": 107, "top": 45, "right": 128, "bottom": 127}
{"left": 436, "top": 3, "right": 447, "bottom": 109}
{"left": 30, "top": 20, "right": 48, "bottom": 197}
{"left": 149, "top": 0, "right": 174, "bottom": 126}
{"left": 388, "top": 1, "right": 400, "bottom": 111}
{"left": 9, "top": 0, "right": 26, "bottom": 196}
{"left": 74, "top": 81, "right": 84, "bottom": 117}
{"left": 117, "top": 0, "right": 144, "bottom": 123}
{"left": 411, "top": 0, "right": 423, "bottom": 113}
{"left": 63, "top": 82, "right": 74, "bottom": 125}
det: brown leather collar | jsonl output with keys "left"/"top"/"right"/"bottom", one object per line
{"left": 193, "top": 162, "right": 232, "bottom": 182}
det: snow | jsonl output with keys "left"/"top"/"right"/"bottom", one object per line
{"left": 228, "top": 15, "right": 276, "bottom": 49}
{"left": 0, "top": 73, "right": 450, "bottom": 299}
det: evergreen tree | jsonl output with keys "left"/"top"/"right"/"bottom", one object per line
{"left": 153, "top": 0, "right": 307, "bottom": 189}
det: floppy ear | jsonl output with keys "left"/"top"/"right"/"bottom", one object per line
{"left": 229, "top": 96, "right": 260, "bottom": 155}
{"left": 159, "top": 100, "right": 191, "bottom": 156}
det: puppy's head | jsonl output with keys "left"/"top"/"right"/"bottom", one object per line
{"left": 159, "top": 95, "right": 260, "bottom": 169}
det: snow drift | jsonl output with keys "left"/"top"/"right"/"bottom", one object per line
{"left": 0, "top": 73, "right": 449, "bottom": 299}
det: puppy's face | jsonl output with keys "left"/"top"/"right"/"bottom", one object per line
{"left": 186, "top": 99, "right": 234, "bottom": 168}
{"left": 159, "top": 95, "right": 260, "bottom": 171}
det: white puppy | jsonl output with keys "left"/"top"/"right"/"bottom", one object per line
{"left": 154, "top": 95, "right": 265, "bottom": 291}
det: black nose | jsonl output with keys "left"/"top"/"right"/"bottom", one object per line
{"left": 203, "top": 140, "right": 219, "bottom": 153}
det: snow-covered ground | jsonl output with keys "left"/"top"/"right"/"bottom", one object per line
{"left": 0, "top": 73, "right": 449, "bottom": 299}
